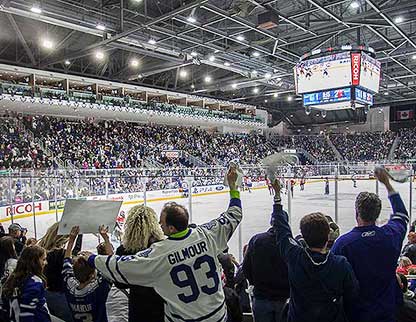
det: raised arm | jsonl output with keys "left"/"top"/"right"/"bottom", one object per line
{"left": 199, "top": 167, "right": 242, "bottom": 252}
{"left": 271, "top": 179, "right": 301, "bottom": 261}
{"left": 375, "top": 168, "right": 409, "bottom": 237}
{"left": 64, "top": 226, "right": 79, "bottom": 259}
{"left": 99, "top": 225, "right": 114, "bottom": 255}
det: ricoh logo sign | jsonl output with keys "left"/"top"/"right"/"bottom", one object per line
{"left": 1, "top": 201, "right": 48, "bottom": 219}
{"left": 351, "top": 53, "right": 361, "bottom": 86}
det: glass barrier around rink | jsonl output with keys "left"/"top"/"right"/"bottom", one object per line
{"left": 0, "top": 165, "right": 414, "bottom": 262}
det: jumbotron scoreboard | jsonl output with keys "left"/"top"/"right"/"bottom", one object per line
{"left": 294, "top": 46, "right": 381, "bottom": 111}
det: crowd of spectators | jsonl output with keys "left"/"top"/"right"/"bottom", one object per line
{"left": 0, "top": 167, "right": 414, "bottom": 322}
{"left": 330, "top": 131, "right": 396, "bottom": 162}
{"left": 394, "top": 128, "right": 416, "bottom": 160}
{"left": 269, "top": 134, "right": 337, "bottom": 163}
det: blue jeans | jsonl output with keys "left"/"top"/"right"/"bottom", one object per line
{"left": 45, "top": 290, "right": 74, "bottom": 322}
{"left": 253, "top": 297, "right": 286, "bottom": 322}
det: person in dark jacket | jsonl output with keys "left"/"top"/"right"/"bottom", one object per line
{"left": 114, "top": 204, "right": 165, "bottom": 322}
{"left": 271, "top": 179, "right": 359, "bottom": 322}
{"left": 332, "top": 167, "right": 409, "bottom": 322}
{"left": 243, "top": 210, "right": 290, "bottom": 322}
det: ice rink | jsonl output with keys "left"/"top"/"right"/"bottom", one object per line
{"left": 6, "top": 178, "right": 415, "bottom": 260}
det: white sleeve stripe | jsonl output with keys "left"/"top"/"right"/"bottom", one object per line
{"left": 20, "top": 312, "right": 35, "bottom": 316}
{"left": 20, "top": 304, "right": 36, "bottom": 309}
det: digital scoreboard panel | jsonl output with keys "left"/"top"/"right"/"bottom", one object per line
{"left": 359, "top": 53, "right": 381, "bottom": 94}
{"left": 303, "top": 87, "right": 351, "bottom": 107}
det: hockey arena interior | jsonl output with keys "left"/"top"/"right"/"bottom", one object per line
{"left": 0, "top": 0, "right": 416, "bottom": 322}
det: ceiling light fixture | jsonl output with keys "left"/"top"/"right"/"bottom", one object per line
{"left": 264, "top": 73, "right": 272, "bottom": 79}
{"left": 95, "top": 50, "right": 105, "bottom": 60}
{"left": 179, "top": 70, "right": 188, "bottom": 78}
{"left": 236, "top": 35, "right": 245, "bottom": 41}
{"left": 287, "top": 96, "right": 293, "bottom": 101}
{"left": 273, "top": 93, "right": 278, "bottom": 98}
{"left": 252, "top": 51, "right": 260, "bottom": 57}
{"left": 64, "top": 60, "right": 71, "bottom": 65}
{"left": 190, "top": 51, "right": 198, "bottom": 57}
{"left": 30, "top": 4, "right": 42, "bottom": 14}
{"left": 96, "top": 24, "right": 106, "bottom": 31}
{"left": 130, "top": 59, "right": 139, "bottom": 68}
{"left": 204, "top": 75, "right": 212, "bottom": 83}
{"left": 148, "top": 38, "right": 157, "bottom": 45}
{"left": 187, "top": 16, "right": 197, "bottom": 23}
{"left": 394, "top": 16, "right": 403, "bottom": 24}
{"left": 208, "top": 55, "right": 215, "bottom": 62}
{"left": 350, "top": 1, "right": 360, "bottom": 9}
{"left": 231, "top": 83, "right": 237, "bottom": 89}
{"left": 224, "top": 62, "right": 230, "bottom": 66}
{"left": 253, "top": 87, "right": 259, "bottom": 94}
{"left": 42, "top": 39, "right": 54, "bottom": 49}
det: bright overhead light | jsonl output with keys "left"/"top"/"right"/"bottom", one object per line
{"left": 208, "top": 55, "right": 215, "bottom": 62}
{"left": 95, "top": 50, "right": 105, "bottom": 60}
{"left": 190, "top": 51, "right": 198, "bottom": 57}
{"left": 231, "top": 83, "right": 238, "bottom": 89}
{"left": 394, "top": 16, "right": 403, "bottom": 24}
{"left": 130, "top": 59, "right": 139, "bottom": 68}
{"left": 350, "top": 1, "right": 360, "bottom": 9}
{"left": 236, "top": 35, "right": 245, "bottom": 41}
{"left": 287, "top": 96, "right": 293, "bottom": 101}
{"left": 132, "top": 0, "right": 143, "bottom": 2}
{"left": 273, "top": 92, "right": 278, "bottom": 98}
{"left": 204, "top": 75, "right": 212, "bottom": 83}
{"left": 264, "top": 99, "right": 268, "bottom": 103}
{"left": 138, "top": 74, "right": 143, "bottom": 79}
{"left": 42, "top": 39, "right": 54, "bottom": 49}
{"left": 30, "top": 5, "right": 42, "bottom": 14}
{"left": 224, "top": 62, "right": 230, "bottom": 66}
{"left": 412, "top": 54, "right": 416, "bottom": 60}
{"left": 264, "top": 73, "right": 272, "bottom": 79}
{"left": 148, "top": 38, "right": 157, "bottom": 45}
{"left": 252, "top": 51, "right": 260, "bottom": 57}
{"left": 64, "top": 60, "right": 71, "bottom": 65}
{"left": 187, "top": 16, "right": 197, "bottom": 23}
{"left": 253, "top": 87, "right": 259, "bottom": 94}
{"left": 179, "top": 70, "right": 188, "bottom": 78}
{"left": 384, "top": 91, "right": 389, "bottom": 95}
{"left": 96, "top": 23, "right": 106, "bottom": 31}
{"left": 191, "top": 84, "right": 195, "bottom": 89}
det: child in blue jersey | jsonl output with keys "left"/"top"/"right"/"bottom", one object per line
{"left": 63, "top": 226, "right": 112, "bottom": 322}
{"left": 2, "top": 245, "right": 51, "bottom": 322}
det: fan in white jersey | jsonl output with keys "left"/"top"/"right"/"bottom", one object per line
{"left": 83, "top": 168, "right": 242, "bottom": 322}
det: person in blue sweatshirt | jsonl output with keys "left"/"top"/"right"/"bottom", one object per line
{"left": 63, "top": 225, "right": 112, "bottom": 322}
{"left": 331, "top": 167, "right": 409, "bottom": 322}
{"left": 271, "top": 178, "right": 359, "bottom": 322}
{"left": 2, "top": 245, "right": 51, "bottom": 322}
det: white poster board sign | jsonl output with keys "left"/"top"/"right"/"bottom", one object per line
{"left": 58, "top": 199, "right": 123, "bottom": 235}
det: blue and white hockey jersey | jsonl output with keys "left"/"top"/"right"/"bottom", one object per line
{"left": 8, "top": 275, "right": 51, "bottom": 322}
{"left": 62, "top": 258, "right": 111, "bottom": 322}
{"left": 89, "top": 195, "right": 242, "bottom": 322}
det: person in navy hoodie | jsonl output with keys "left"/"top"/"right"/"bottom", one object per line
{"left": 271, "top": 179, "right": 358, "bottom": 322}
{"left": 332, "top": 167, "right": 409, "bottom": 322}
{"left": 2, "top": 245, "right": 51, "bottom": 322}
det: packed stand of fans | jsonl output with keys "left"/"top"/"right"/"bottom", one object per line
{"left": 394, "top": 128, "right": 416, "bottom": 160}
{"left": 330, "top": 131, "right": 395, "bottom": 162}
{"left": 269, "top": 134, "right": 337, "bottom": 163}
{"left": 0, "top": 167, "right": 414, "bottom": 322}
{"left": 24, "top": 116, "right": 273, "bottom": 168}
{"left": 0, "top": 118, "right": 52, "bottom": 170}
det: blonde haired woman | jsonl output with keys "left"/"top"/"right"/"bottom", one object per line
{"left": 115, "top": 204, "right": 165, "bottom": 322}
{"left": 39, "top": 222, "right": 81, "bottom": 322}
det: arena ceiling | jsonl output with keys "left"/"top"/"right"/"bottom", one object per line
{"left": 0, "top": 0, "right": 415, "bottom": 125}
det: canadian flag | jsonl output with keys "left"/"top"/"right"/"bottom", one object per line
{"left": 397, "top": 110, "right": 414, "bottom": 120}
